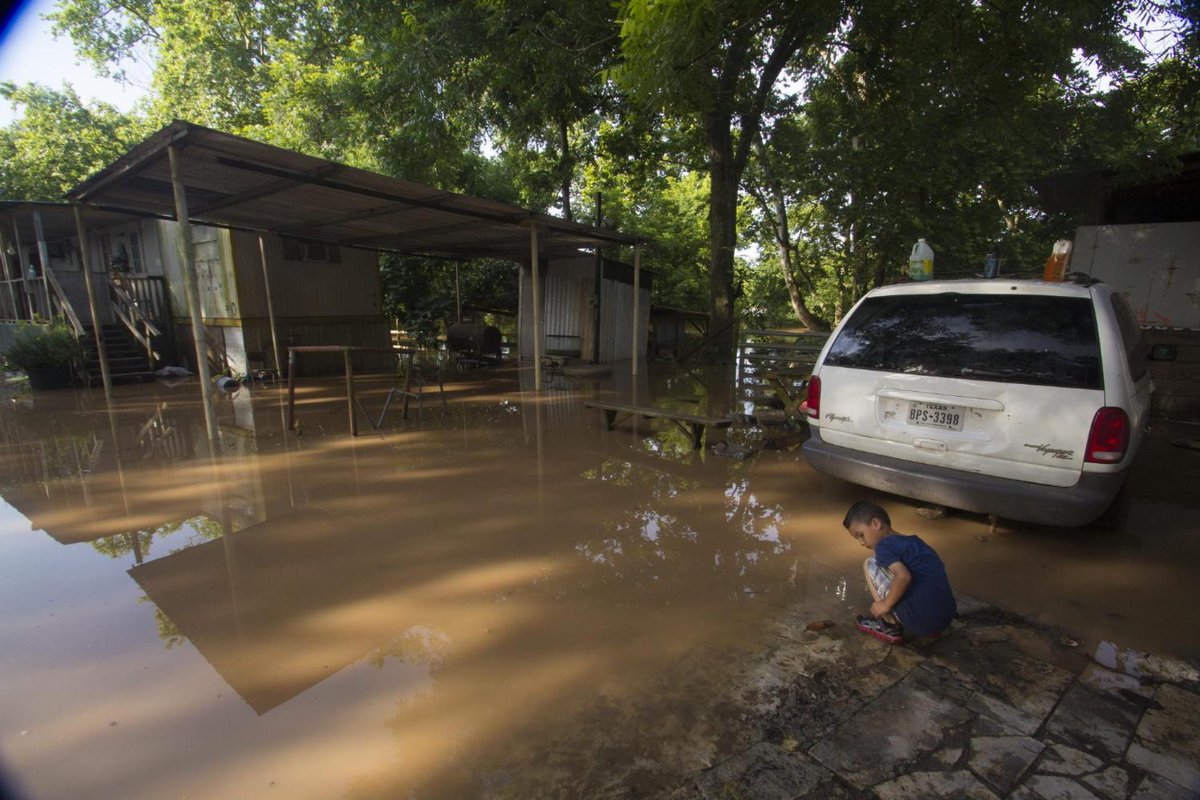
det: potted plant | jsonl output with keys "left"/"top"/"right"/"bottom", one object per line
{"left": 3, "top": 320, "right": 81, "bottom": 390}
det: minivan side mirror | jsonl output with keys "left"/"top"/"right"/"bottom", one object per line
{"left": 1148, "top": 344, "right": 1177, "bottom": 362}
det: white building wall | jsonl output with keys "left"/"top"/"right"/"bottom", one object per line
{"left": 1074, "top": 222, "right": 1200, "bottom": 329}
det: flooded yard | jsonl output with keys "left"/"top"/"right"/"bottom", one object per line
{"left": 1, "top": 364, "right": 1197, "bottom": 799}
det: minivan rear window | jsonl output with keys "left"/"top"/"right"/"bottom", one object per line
{"left": 824, "top": 293, "right": 1102, "bottom": 389}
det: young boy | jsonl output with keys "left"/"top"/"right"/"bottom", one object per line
{"left": 843, "top": 500, "right": 956, "bottom": 644}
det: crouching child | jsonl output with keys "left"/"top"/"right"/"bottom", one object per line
{"left": 843, "top": 500, "right": 956, "bottom": 644}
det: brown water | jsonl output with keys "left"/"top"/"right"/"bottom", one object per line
{"left": 0, "top": 364, "right": 1196, "bottom": 799}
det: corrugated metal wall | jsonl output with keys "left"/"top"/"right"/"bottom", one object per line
{"left": 544, "top": 259, "right": 591, "bottom": 355}
{"left": 598, "top": 278, "right": 650, "bottom": 362}
{"left": 520, "top": 257, "right": 649, "bottom": 363}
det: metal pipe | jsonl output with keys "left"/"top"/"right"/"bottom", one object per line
{"left": 592, "top": 192, "right": 603, "bottom": 363}
{"left": 73, "top": 205, "right": 113, "bottom": 396}
{"left": 286, "top": 348, "right": 297, "bottom": 429}
{"left": 168, "top": 144, "right": 221, "bottom": 447}
{"left": 344, "top": 348, "right": 357, "bottom": 436}
{"left": 257, "top": 234, "right": 284, "bottom": 378}
{"left": 631, "top": 242, "right": 641, "bottom": 383}
{"left": 531, "top": 224, "right": 542, "bottom": 389}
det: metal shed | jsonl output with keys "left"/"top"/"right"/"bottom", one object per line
{"left": 523, "top": 254, "right": 656, "bottom": 363}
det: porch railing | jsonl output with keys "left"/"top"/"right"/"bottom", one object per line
{"left": 109, "top": 276, "right": 163, "bottom": 363}
{"left": 44, "top": 266, "right": 86, "bottom": 339}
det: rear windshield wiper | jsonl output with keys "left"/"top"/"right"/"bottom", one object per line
{"left": 960, "top": 367, "right": 1053, "bottom": 381}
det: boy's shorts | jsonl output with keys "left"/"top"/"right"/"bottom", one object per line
{"left": 866, "top": 556, "right": 894, "bottom": 600}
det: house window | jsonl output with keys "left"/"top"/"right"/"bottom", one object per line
{"left": 282, "top": 236, "right": 342, "bottom": 263}
{"left": 129, "top": 232, "right": 145, "bottom": 273}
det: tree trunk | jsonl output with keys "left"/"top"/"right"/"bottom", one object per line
{"left": 706, "top": 116, "right": 738, "bottom": 363}
{"left": 558, "top": 116, "right": 572, "bottom": 222}
{"left": 758, "top": 146, "right": 825, "bottom": 331}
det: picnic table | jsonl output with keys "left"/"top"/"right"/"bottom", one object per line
{"left": 584, "top": 401, "right": 732, "bottom": 450}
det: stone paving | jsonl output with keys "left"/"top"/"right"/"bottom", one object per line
{"left": 664, "top": 597, "right": 1200, "bottom": 800}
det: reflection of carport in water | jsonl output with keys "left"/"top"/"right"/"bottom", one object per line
{"left": 66, "top": 121, "right": 645, "bottom": 445}
{"left": 129, "top": 508, "right": 408, "bottom": 715}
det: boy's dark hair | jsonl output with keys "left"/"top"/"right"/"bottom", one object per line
{"left": 843, "top": 500, "right": 890, "bottom": 530}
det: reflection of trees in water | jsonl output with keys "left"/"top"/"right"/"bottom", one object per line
{"left": 577, "top": 459, "right": 791, "bottom": 586}
{"left": 94, "top": 515, "right": 227, "bottom": 650}
{"left": 143, "top": 600, "right": 185, "bottom": 649}
{"left": 89, "top": 514, "right": 224, "bottom": 563}
{"left": 367, "top": 626, "right": 451, "bottom": 671}
{"left": 827, "top": 295, "right": 1100, "bottom": 387}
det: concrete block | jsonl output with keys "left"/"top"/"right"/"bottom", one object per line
{"left": 1036, "top": 742, "right": 1104, "bottom": 776}
{"left": 1010, "top": 774, "right": 1104, "bottom": 800}
{"left": 967, "top": 735, "right": 1044, "bottom": 795}
{"left": 967, "top": 691, "right": 1042, "bottom": 736}
{"left": 808, "top": 670, "right": 971, "bottom": 790}
{"left": 1130, "top": 773, "right": 1200, "bottom": 800}
{"left": 872, "top": 769, "right": 1000, "bottom": 800}
{"left": 1082, "top": 765, "right": 1133, "bottom": 800}
{"left": 1045, "top": 684, "right": 1142, "bottom": 761}
{"left": 1126, "top": 684, "right": 1200, "bottom": 792}
{"left": 693, "top": 742, "right": 845, "bottom": 800}
{"left": 929, "top": 633, "right": 1073, "bottom": 729}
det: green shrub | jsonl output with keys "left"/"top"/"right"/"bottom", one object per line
{"left": 3, "top": 320, "right": 81, "bottom": 371}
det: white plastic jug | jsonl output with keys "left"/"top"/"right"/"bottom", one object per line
{"left": 908, "top": 239, "right": 934, "bottom": 281}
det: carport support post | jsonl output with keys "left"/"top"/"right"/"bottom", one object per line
{"left": 344, "top": 348, "right": 358, "bottom": 437}
{"left": 168, "top": 144, "right": 221, "bottom": 447}
{"left": 530, "top": 223, "right": 542, "bottom": 389}
{"left": 12, "top": 222, "right": 34, "bottom": 321}
{"left": 631, "top": 242, "right": 641, "bottom": 384}
{"left": 592, "top": 192, "right": 602, "bottom": 364}
{"left": 32, "top": 212, "right": 52, "bottom": 320}
{"left": 454, "top": 262, "right": 461, "bottom": 324}
{"left": 257, "top": 234, "right": 283, "bottom": 379}
{"left": 73, "top": 205, "right": 113, "bottom": 396}
{"left": 0, "top": 228, "right": 19, "bottom": 320}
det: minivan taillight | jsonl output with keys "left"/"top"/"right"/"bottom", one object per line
{"left": 1085, "top": 407, "right": 1130, "bottom": 463}
{"left": 806, "top": 376, "right": 821, "bottom": 420}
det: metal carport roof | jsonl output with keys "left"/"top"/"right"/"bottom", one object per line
{"left": 66, "top": 120, "right": 640, "bottom": 259}
{"left": 0, "top": 201, "right": 148, "bottom": 241}
{"left": 59, "top": 120, "right": 647, "bottom": 442}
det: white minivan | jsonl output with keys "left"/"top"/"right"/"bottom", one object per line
{"left": 801, "top": 279, "right": 1152, "bottom": 526}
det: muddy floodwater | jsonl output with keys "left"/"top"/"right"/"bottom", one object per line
{"left": 1, "top": 363, "right": 1197, "bottom": 799}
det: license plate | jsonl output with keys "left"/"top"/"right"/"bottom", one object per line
{"left": 907, "top": 401, "right": 964, "bottom": 431}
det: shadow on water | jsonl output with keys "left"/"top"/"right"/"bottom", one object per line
{"left": 0, "top": 363, "right": 1196, "bottom": 799}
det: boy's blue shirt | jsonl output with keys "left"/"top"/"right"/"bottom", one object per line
{"left": 875, "top": 533, "right": 956, "bottom": 636}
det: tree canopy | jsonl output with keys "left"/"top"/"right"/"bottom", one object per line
{"left": 0, "top": 82, "right": 148, "bottom": 200}
{"left": 3, "top": 0, "right": 1194, "bottom": 347}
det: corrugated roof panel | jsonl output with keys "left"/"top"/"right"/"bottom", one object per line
{"left": 66, "top": 121, "right": 642, "bottom": 261}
